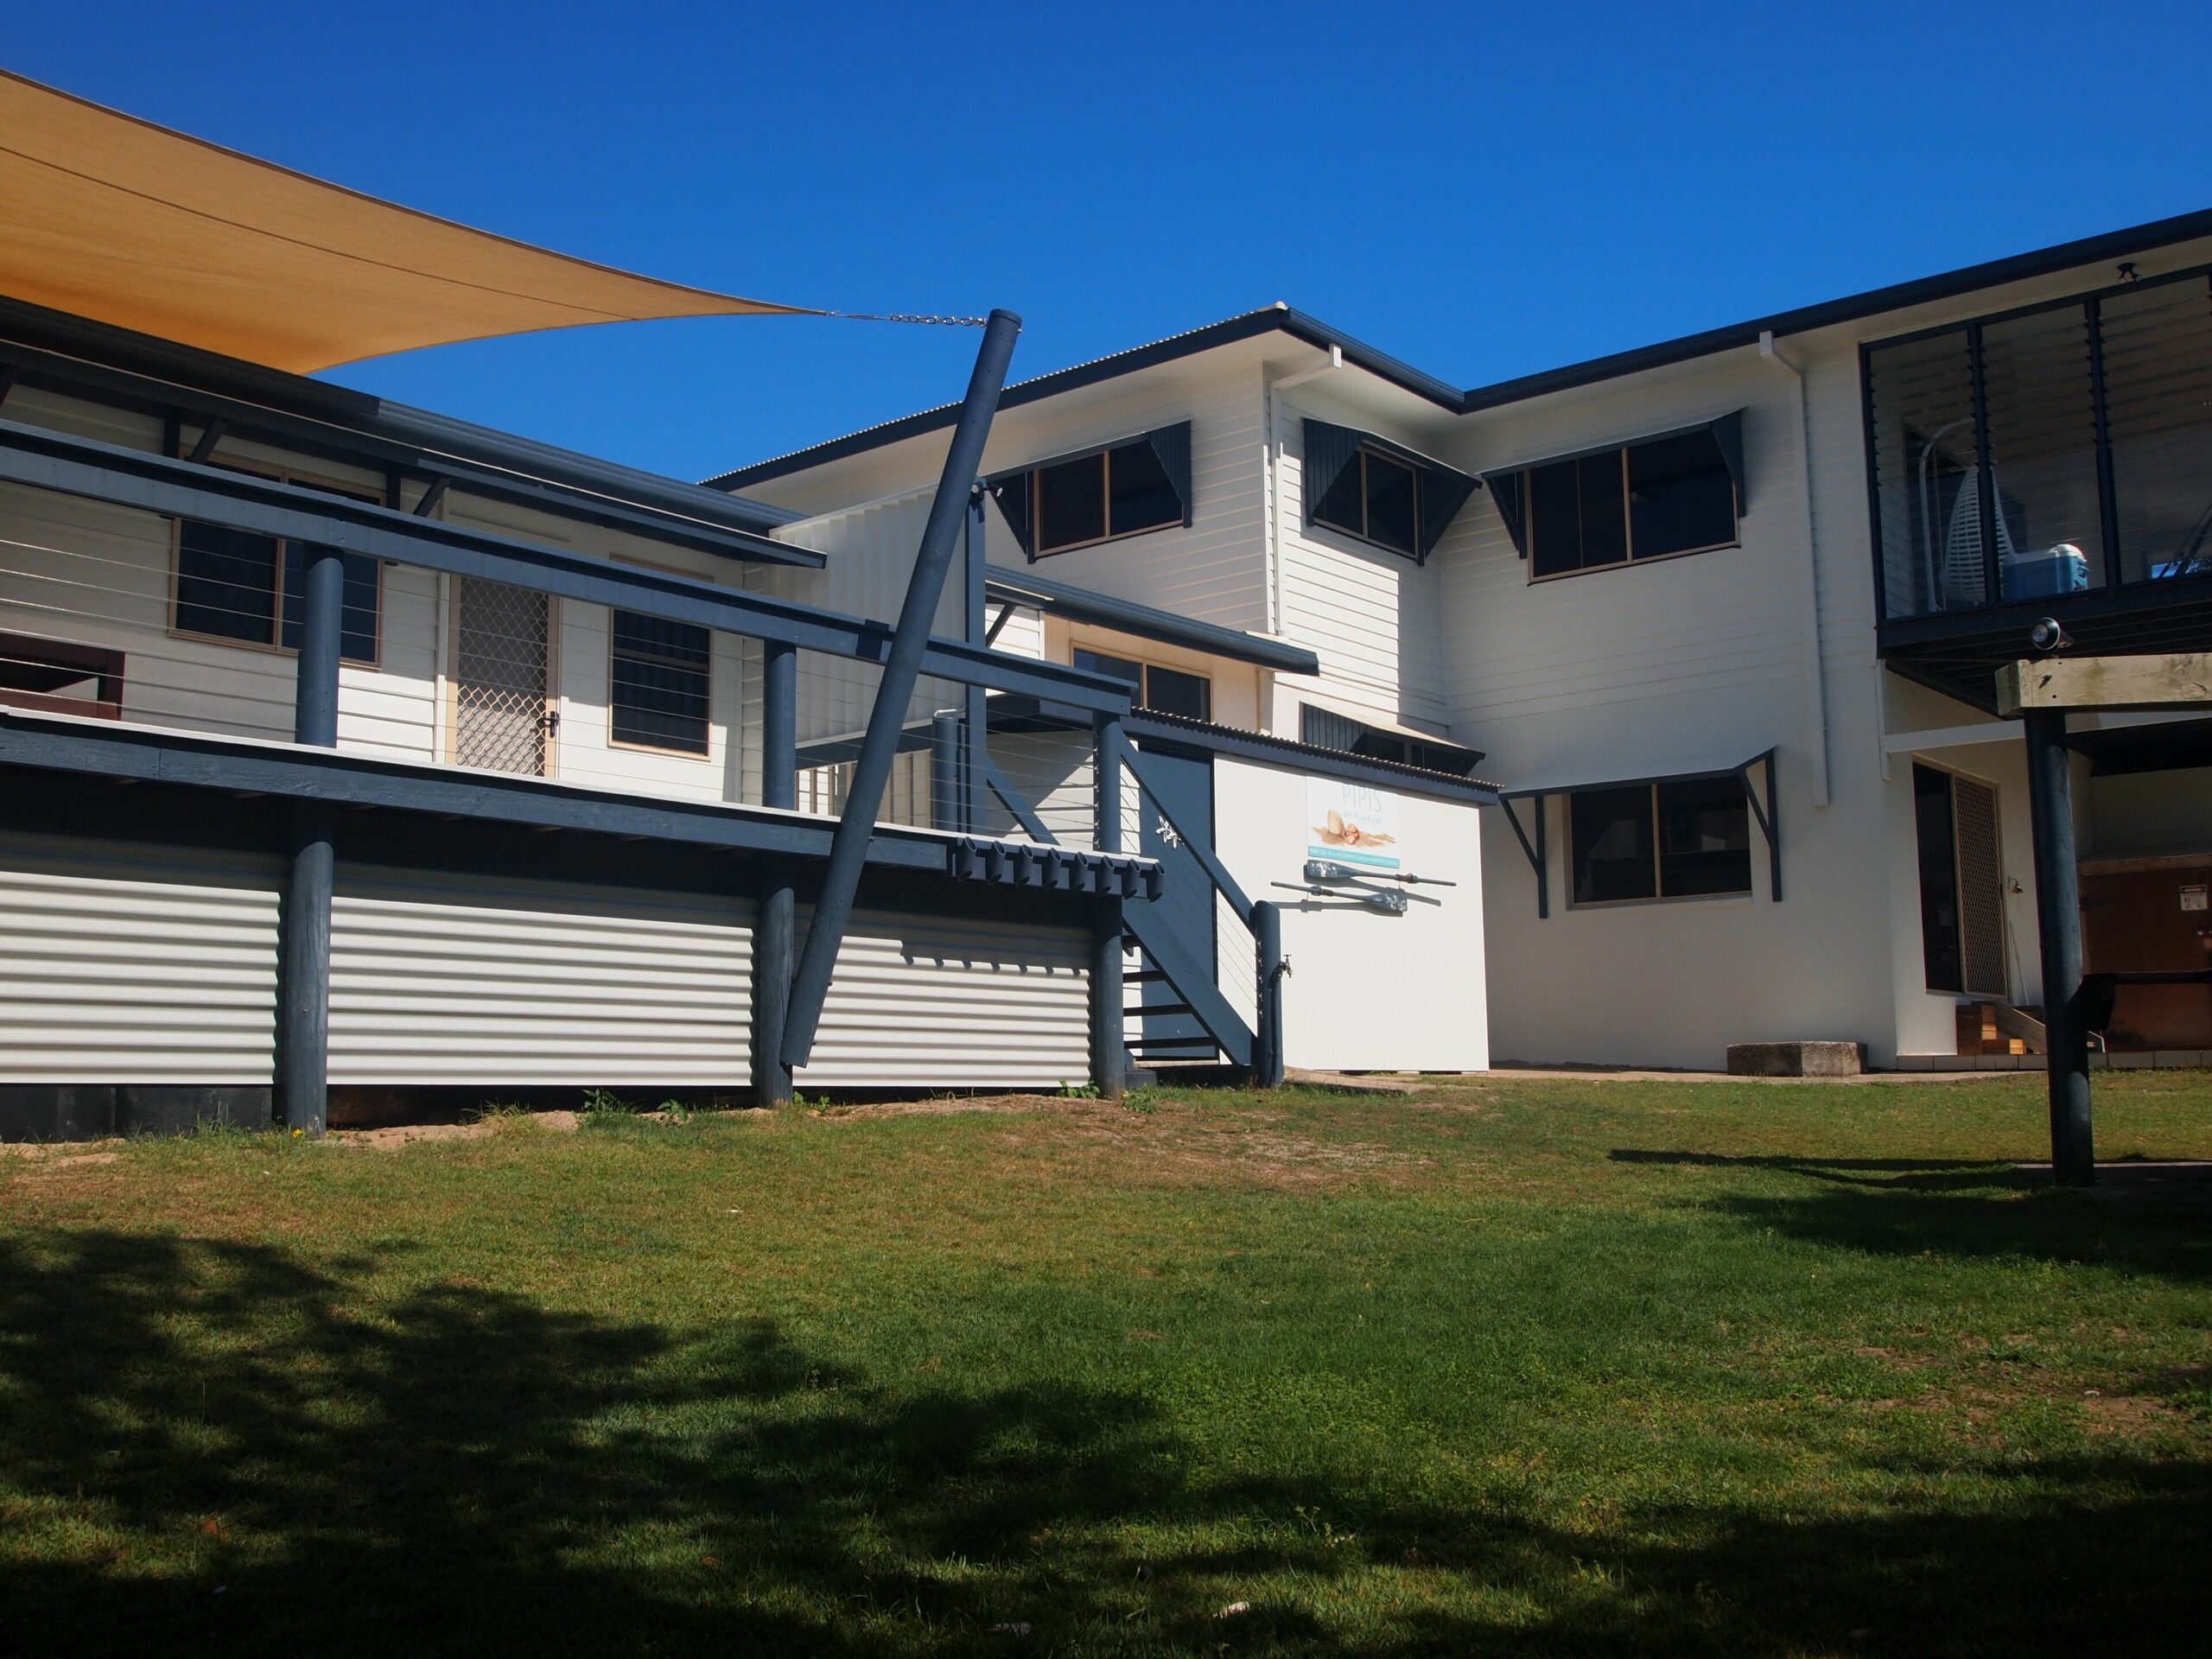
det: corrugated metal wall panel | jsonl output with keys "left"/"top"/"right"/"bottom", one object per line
{"left": 0, "top": 832, "right": 281, "bottom": 1083}
{"left": 329, "top": 865, "right": 753, "bottom": 1087}
{"left": 801, "top": 906, "right": 1090, "bottom": 1090}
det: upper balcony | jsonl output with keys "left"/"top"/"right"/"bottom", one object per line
{"left": 1864, "top": 265, "right": 2212, "bottom": 706}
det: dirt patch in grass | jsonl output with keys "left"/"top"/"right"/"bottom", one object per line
{"left": 336, "top": 1109, "right": 582, "bottom": 1149}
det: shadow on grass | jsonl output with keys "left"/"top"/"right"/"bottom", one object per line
{"left": 1611, "top": 1148, "right": 2212, "bottom": 1282}
{"left": 3, "top": 1228, "right": 2208, "bottom": 1656}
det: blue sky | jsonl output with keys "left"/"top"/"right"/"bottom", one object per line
{"left": 12, "top": 2, "right": 2212, "bottom": 482}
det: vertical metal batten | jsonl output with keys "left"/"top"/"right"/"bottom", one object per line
{"left": 2086, "top": 296, "right": 2124, "bottom": 588}
{"left": 278, "top": 544, "right": 345, "bottom": 1134}
{"left": 780, "top": 310, "right": 1021, "bottom": 1069}
{"left": 1090, "top": 709, "right": 1127, "bottom": 1098}
{"left": 753, "top": 639, "right": 798, "bottom": 1105}
{"left": 2023, "top": 709, "right": 2094, "bottom": 1185}
{"left": 1252, "top": 899, "right": 1285, "bottom": 1087}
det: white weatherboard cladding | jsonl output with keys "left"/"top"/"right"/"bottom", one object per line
{"left": 1269, "top": 392, "right": 1451, "bottom": 732}
{"left": 0, "top": 832, "right": 281, "bottom": 1083}
{"left": 798, "top": 906, "right": 1090, "bottom": 1089}
{"left": 328, "top": 866, "right": 753, "bottom": 1087}
{"left": 1209, "top": 756, "right": 1487, "bottom": 1072}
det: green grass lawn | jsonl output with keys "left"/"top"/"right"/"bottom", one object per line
{"left": 4, "top": 1075, "right": 2210, "bottom": 1656}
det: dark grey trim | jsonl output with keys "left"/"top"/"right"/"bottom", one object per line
{"left": 0, "top": 709, "right": 1160, "bottom": 893}
{"left": 1127, "top": 709, "right": 1498, "bottom": 802}
{"left": 1499, "top": 747, "right": 1777, "bottom": 799}
{"left": 410, "top": 455, "right": 820, "bottom": 567}
{"left": 709, "top": 208, "right": 2212, "bottom": 492}
{"left": 0, "top": 415, "right": 1133, "bottom": 712}
{"left": 0, "top": 292, "right": 802, "bottom": 536}
{"left": 983, "top": 565, "right": 1320, "bottom": 674}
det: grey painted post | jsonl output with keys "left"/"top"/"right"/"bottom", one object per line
{"left": 963, "top": 488, "right": 988, "bottom": 834}
{"left": 931, "top": 711, "right": 963, "bottom": 833}
{"left": 2024, "top": 709, "right": 2094, "bottom": 1185}
{"left": 781, "top": 310, "right": 1020, "bottom": 1069}
{"left": 1090, "top": 710, "right": 1127, "bottom": 1099}
{"left": 278, "top": 545, "right": 344, "bottom": 1134}
{"left": 1252, "top": 899, "right": 1285, "bottom": 1088}
{"left": 754, "top": 639, "right": 798, "bottom": 1106}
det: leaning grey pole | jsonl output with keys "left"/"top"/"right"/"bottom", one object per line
{"left": 753, "top": 639, "right": 798, "bottom": 1106}
{"left": 278, "top": 545, "right": 344, "bottom": 1135}
{"left": 780, "top": 309, "right": 1021, "bottom": 1069}
{"left": 2024, "top": 709, "right": 2094, "bottom": 1185}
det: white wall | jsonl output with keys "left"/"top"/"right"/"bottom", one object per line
{"left": 1211, "top": 755, "right": 1487, "bottom": 1072}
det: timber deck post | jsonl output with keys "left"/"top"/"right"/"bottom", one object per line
{"left": 277, "top": 544, "right": 344, "bottom": 1135}
{"left": 753, "top": 639, "right": 798, "bottom": 1106}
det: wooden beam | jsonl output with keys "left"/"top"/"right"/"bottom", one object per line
{"left": 1997, "top": 654, "right": 2212, "bottom": 716}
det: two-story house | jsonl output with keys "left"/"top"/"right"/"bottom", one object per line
{"left": 714, "top": 208, "right": 2212, "bottom": 1071}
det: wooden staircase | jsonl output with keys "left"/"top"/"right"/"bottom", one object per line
{"left": 1956, "top": 998, "right": 2047, "bottom": 1058}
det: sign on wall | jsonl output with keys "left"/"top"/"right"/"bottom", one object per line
{"left": 1308, "top": 779, "right": 1401, "bottom": 871}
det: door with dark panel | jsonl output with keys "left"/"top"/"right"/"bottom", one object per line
{"left": 2082, "top": 862, "right": 2212, "bottom": 1049}
{"left": 1128, "top": 742, "right": 1217, "bottom": 1059}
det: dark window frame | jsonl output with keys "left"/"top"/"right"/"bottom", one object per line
{"left": 1025, "top": 435, "right": 1189, "bottom": 557}
{"left": 1859, "top": 258, "right": 2212, "bottom": 620}
{"left": 1312, "top": 443, "right": 1427, "bottom": 557}
{"left": 168, "top": 454, "right": 385, "bottom": 669}
{"left": 1565, "top": 775, "right": 1755, "bottom": 908}
{"left": 1525, "top": 433, "right": 1741, "bottom": 584}
{"left": 1071, "top": 645, "right": 1211, "bottom": 721}
{"left": 607, "top": 608, "right": 713, "bottom": 760}
{"left": 1910, "top": 759, "right": 2008, "bottom": 996}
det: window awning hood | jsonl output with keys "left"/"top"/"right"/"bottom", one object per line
{"left": 1500, "top": 745, "right": 1775, "bottom": 798}
{"left": 0, "top": 69, "right": 810, "bottom": 373}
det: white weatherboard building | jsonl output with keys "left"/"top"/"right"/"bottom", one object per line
{"left": 0, "top": 72, "right": 1489, "bottom": 1140}
{"left": 715, "top": 209, "right": 2212, "bottom": 1071}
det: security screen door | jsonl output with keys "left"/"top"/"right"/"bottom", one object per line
{"left": 452, "top": 577, "right": 554, "bottom": 776}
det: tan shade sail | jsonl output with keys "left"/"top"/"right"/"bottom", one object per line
{"left": 0, "top": 69, "right": 810, "bottom": 373}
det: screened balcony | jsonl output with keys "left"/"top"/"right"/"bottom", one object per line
{"left": 1864, "top": 268, "right": 2212, "bottom": 623}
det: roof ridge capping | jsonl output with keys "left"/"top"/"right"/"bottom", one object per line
{"left": 707, "top": 205, "right": 2212, "bottom": 490}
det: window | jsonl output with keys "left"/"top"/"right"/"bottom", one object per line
{"left": 1305, "top": 421, "right": 1478, "bottom": 563}
{"left": 1568, "top": 777, "right": 1751, "bottom": 905}
{"left": 1024, "top": 435, "right": 1187, "bottom": 556}
{"left": 1299, "top": 703, "right": 1481, "bottom": 777}
{"left": 1527, "top": 429, "right": 1738, "bottom": 579}
{"left": 1912, "top": 763, "right": 2006, "bottom": 995}
{"left": 1863, "top": 268, "right": 2212, "bottom": 619}
{"left": 609, "top": 610, "right": 711, "bottom": 754}
{"left": 172, "top": 464, "right": 381, "bottom": 664}
{"left": 1314, "top": 446, "right": 1422, "bottom": 556}
{"left": 1073, "top": 647, "right": 1211, "bottom": 721}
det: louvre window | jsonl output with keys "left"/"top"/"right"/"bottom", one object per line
{"left": 1073, "top": 647, "right": 1211, "bottom": 721}
{"left": 994, "top": 426, "right": 1192, "bottom": 558}
{"left": 1863, "top": 269, "right": 2212, "bottom": 617}
{"left": 1568, "top": 778, "right": 1751, "bottom": 905}
{"left": 172, "top": 462, "right": 380, "bottom": 664}
{"left": 609, "top": 611, "right": 711, "bottom": 754}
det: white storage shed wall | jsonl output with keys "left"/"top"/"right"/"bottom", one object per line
{"left": 1209, "top": 755, "right": 1488, "bottom": 1072}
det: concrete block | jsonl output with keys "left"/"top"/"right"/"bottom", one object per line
{"left": 1726, "top": 1041, "right": 1865, "bottom": 1077}
{"left": 2113, "top": 1051, "right": 2155, "bottom": 1070}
